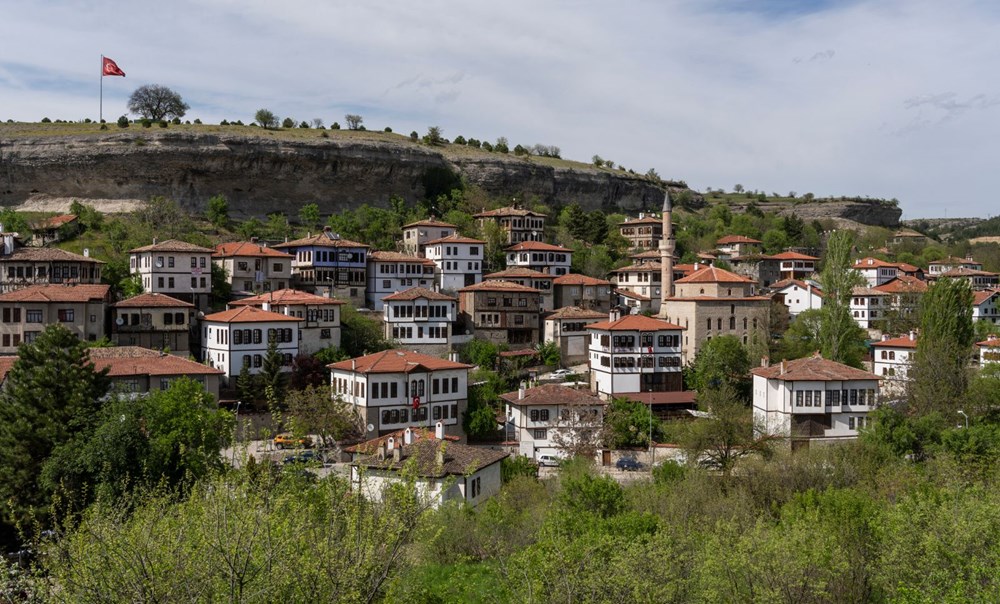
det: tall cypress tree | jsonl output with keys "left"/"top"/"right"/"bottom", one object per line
{"left": 908, "top": 278, "right": 974, "bottom": 415}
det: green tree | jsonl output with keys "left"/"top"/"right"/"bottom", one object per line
{"left": 909, "top": 278, "right": 974, "bottom": 415}
{"left": 818, "top": 230, "right": 867, "bottom": 367}
{"left": 460, "top": 339, "right": 503, "bottom": 369}
{"left": 425, "top": 125, "right": 443, "bottom": 145}
{"left": 340, "top": 305, "right": 393, "bottom": 358}
{"left": 761, "top": 228, "right": 789, "bottom": 255}
{"left": 603, "top": 397, "right": 658, "bottom": 448}
{"left": 298, "top": 203, "right": 321, "bottom": 229}
{"left": 237, "top": 363, "right": 258, "bottom": 405}
{"left": 678, "top": 383, "right": 770, "bottom": 476}
{"left": 689, "top": 335, "right": 751, "bottom": 396}
{"left": 285, "top": 385, "right": 360, "bottom": 449}
{"left": 777, "top": 308, "right": 823, "bottom": 360}
{"left": 127, "top": 84, "right": 189, "bottom": 121}
{"left": 281, "top": 117, "right": 295, "bottom": 129}
{"left": 255, "top": 108, "right": 278, "bottom": 129}
{"left": 210, "top": 263, "right": 231, "bottom": 309}
{"left": 260, "top": 336, "right": 286, "bottom": 407}
{"left": 69, "top": 200, "right": 103, "bottom": 232}
{"left": 206, "top": 194, "right": 229, "bottom": 229}
{"left": 236, "top": 217, "right": 264, "bottom": 240}
{"left": 0, "top": 325, "right": 110, "bottom": 534}
{"left": 535, "top": 340, "right": 561, "bottom": 367}
{"left": 345, "top": 114, "right": 363, "bottom": 130}
{"left": 266, "top": 212, "right": 292, "bottom": 239}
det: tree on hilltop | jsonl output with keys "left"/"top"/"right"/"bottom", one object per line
{"left": 345, "top": 114, "right": 364, "bottom": 130}
{"left": 255, "top": 109, "right": 278, "bottom": 129}
{"left": 128, "top": 84, "right": 189, "bottom": 121}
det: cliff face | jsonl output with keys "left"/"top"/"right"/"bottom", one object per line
{"left": 0, "top": 131, "right": 669, "bottom": 217}
{"left": 727, "top": 200, "right": 902, "bottom": 229}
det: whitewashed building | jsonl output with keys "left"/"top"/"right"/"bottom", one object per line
{"left": 129, "top": 239, "right": 214, "bottom": 310}
{"left": 505, "top": 241, "right": 572, "bottom": 276}
{"left": 771, "top": 279, "right": 823, "bottom": 318}
{"left": 977, "top": 335, "right": 1000, "bottom": 365}
{"left": 751, "top": 354, "right": 881, "bottom": 445}
{"left": 543, "top": 306, "right": 607, "bottom": 366}
{"left": 229, "top": 289, "right": 343, "bottom": 354}
{"left": 328, "top": 350, "right": 472, "bottom": 439}
{"left": 424, "top": 233, "right": 485, "bottom": 292}
{"left": 212, "top": 240, "right": 293, "bottom": 296}
{"left": 499, "top": 384, "right": 606, "bottom": 459}
{"left": 850, "top": 286, "right": 889, "bottom": 330}
{"left": 366, "top": 251, "right": 436, "bottom": 311}
{"left": 587, "top": 313, "right": 684, "bottom": 399}
{"left": 871, "top": 332, "right": 918, "bottom": 397}
{"left": 852, "top": 257, "right": 899, "bottom": 287}
{"left": 973, "top": 290, "right": 1000, "bottom": 325}
{"left": 382, "top": 287, "right": 458, "bottom": 348}
{"left": 400, "top": 218, "right": 457, "bottom": 257}
{"left": 201, "top": 305, "right": 302, "bottom": 385}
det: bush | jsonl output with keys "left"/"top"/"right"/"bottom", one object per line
{"left": 299, "top": 121, "right": 309, "bottom": 128}
{"left": 193, "top": 118, "right": 202, "bottom": 124}
{"left": 331, "top": 122, "right": 341, "bottom": 130}
{"left": 171, "top": 117, "right": 181, "bottom": 125}
{"left": 158, "top": 120, "right": 168, "bottom": 128}
{"left": 409, "top": 131, "right": 419, "bottom": 141}
{"left": 141, "top": 119, "right": 152, "bottom": 128}
{"left": 220, "top": 119, "right": 229, "bottom": 126}
{"left": 502, "top": 456, "right": 539, "bottom": 482}
{"left": 384, "top": 126, "right": 392, "bottom": 133}
{"left": 116, "top": 116, "right": 129, "bottom": 128}
{"left": 453, "top": 135, "right": 467, "bottom": 145}
{"left": 83, "top": 118, "right": 92, "bottom": 124}
{"left": 41, "top": 117, "right": 51, "bottom": 123}
{"left": 282, "top": 117, "right": 295, "bottom": 128}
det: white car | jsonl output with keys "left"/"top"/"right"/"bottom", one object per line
{"left": 537, "top": 454, "right": 562, "bottom": 467}
{"left": 549, "top": 369, "right": 573, "bottom": 379}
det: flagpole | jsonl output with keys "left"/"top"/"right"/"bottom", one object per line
{"left": 100, "top": 54, "right": 103, "bottom": 124}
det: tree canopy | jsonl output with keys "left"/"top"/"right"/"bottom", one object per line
{"left": 127, "top": 84, "right": 189, "bottom": 121}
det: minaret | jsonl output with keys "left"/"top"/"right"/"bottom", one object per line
{"left": 658, "top": 188, "right": 675, "bottom": 317}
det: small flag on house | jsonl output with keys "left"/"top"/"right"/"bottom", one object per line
{"left": 102, "top": 56, "right": 125, "bottom": 77}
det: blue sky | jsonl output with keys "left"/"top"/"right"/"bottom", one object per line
{"left": 2, "top": 0, "right": 1000, "bottom": 219}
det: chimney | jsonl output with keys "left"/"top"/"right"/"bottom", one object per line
{"left": 435, "top": 420, "right": 445, "bottom": 440}
{"left": 882, "top": 334, "right": 889, "bottom": 341}
{"left": 760, "top": 356, "right": 769, "bottom": 368}
{"left": 377, "top": 442, "right": 387, "bottom": 460}
{"left": 909, "top": 330, "right": 916, "bottom": 341}
{"left": 392, "top": 445, "right": 401, "bottom": 463}
{"left": 83, "top": 248, "right": 90, "bottom": 258}
{"left": 152, "top": 237, "right": 158, "bottom": 245}
{"left": 262, "top": 302, "right": 270, "bottom": 312}
{"left": 518, "top": 381, "right": 526, "bottom": 400}
{"left": 609, "top": 308, "right": 621, "bottom": 322}
{"left": 435, "top": 443, "right": 445, "bottom": 467}
{"left": 638, "top": 212, "right": 645, "bottom": 219}
{"left": 780, "top": 360, "right": 787, "bottom": 375}
{"left": 403, "top": 427, "right": 414, "bottom": 445}
{"left": 386, "top": 436, "right": 395, "bottom": 452}
{"left": 250, "top": 237, "right": 258, "bottom": 243}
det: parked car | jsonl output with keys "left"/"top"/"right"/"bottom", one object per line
{"left": 274, "top": 432, "right": 313, "bottom": 449}
{"left": 616, "top": 456, "right": 643, "bottom": 472}
{"left": 537, "top": 454, "right": 562, "bottom": 467}
{"left": 282, "top": 450, "right": 319, "bottom": 465}
{"left": 549, "top": 369, "right": 573, "bottom": 379}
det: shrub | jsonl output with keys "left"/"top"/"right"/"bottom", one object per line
{"left": 331, "top": 122, "right": 341, "bottom": 130}
{"left": 299, "top": 121, "right": 309, "bottom": 128}
{"left": 453, "top": 135, "right": 467, "bottom": 145}
{"left": 99, "top": 124, "right": 108, "bottom": 130}
{"left": 158, "top": 120, "right": 168, "bottom": 128}
{"left": 141, "top": 118, "right": 152, "bottom": 128}
{"left": 41, "top": 117, "right": 51, "bottom": 123}
{"left": 220, "top": 119, "right": 229, "bottom": 126}
{"left": 193, "top": 118, "right": 202, "bottom": 124}
{"left": 171, "top": 117, "right": 181, "bottom": 125}
{"left": 282, "top": 117, "right": 294, "bottom": 128}
{"left": 116, "top": 116, "right": 129, "bottom": 129}
{"left": 83, "top": 118, "right": 92, "bottom": 124}
{"left": 409, "top": 131, "right": 418, "bottom": 141}
{"left": 384, "top": 126, "right": 392, "bottom": 133}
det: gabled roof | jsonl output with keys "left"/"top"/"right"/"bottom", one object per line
{"left": 771, "top": 279, "right": 824, "bottom": 296}
{"left": 113, "top": 293, "right": 194, "bottom": 308}
{"left": 272, "top": 230, "right": 369, "bottom": 249}
{"left": 425, "top": 233, "right": 486, "bottom": 245}
{"left": 939, "top": 267, "right": 997, "bottom": 278}
{"left": 619, "top": 215, "right": 662, "bottom": 226}
{"left": 352, "top": 437, "right": 509, "bottom": 478}
{"left": 675, "top": 265, "right": 755, "bottom": 284}
{"left": 500, "top": 384, "right": 606, "bottom": 407}
{"left": 213, "top": 241, "right": 293, "bottom": 258}
{"left": 0, "top": 283, "right": 110, "bottom": 303}
{"left": 130, "top": 239, "right": 214, "bottom": 253}
{"left": 202, "top": 305, "right": 303, "bottom": 323}
{"left": 871, "top": 334, "right": 919, "bottom": 349}
{"left": 89, "top": 346, "right": 223, "bottom": 377}
{"left": 328, "top": 349, "right": 470, "bottom": 373}
{"left": 382, "top": 287, "right": 457, "bottom": 302}
{"left": 973, "top": 290, "right": 1000, "bottom": 306}
{"left": 976, "top": 335, "right": 1000, "bottom": 348}
{"left": 458, "top": 279, "right": 541, "bottom": 293}
{"left": 717, "top": 235, "right": 762, "bottom": 245}
{"left": 3, "top": 247, "right": 104, "bottom": 264}
{"left": 483, "top": 267, "right": 553, "bottom": 280}
{"left": 402, "top": 218, "right": 457, "bottom": 229}
{"left": 750, "top": 354, "right": 879, "bottom": 382}
{"left": 552, "top": 273, "right": 611, "bottom": 286}
{"left": 545, "top": 306, "right": 608, "bottom": 320}
{"left": 873, "top": 276, "right": 928, "bottom": 294}
{"left": 851, "top": 285, "right": 889, "bottom": 297}
{"left": 630, "top": 249, "right": 664, "bottom": 260}
{"left": 474, "top": 207, "right": 546, "bottom": 218}
{"left": 893, "top": 228, "right": 925, "bottom": 238}
{"left": 852, "top": 257, "right": 898, "bottom": 269}
{"left": 765, "top": 251, "right": 819, "bottom": 261}
{"left": 343, "top": 427, "right": 459, "bottom": 455}
{"left": 505, "top": 241, "right": 572, "bottom": 253}
{"left": 614, "top": 288, "right": 650, "bottom": 301}
{"left": 929, "top": 256, "right": 979, "bottom": 267}
{"left": 230, "top": 288, "right": 344, "bottom": 307}
{"left": 368, "top": 251, "right": 436, "bottom": 265}
{"left": 895, "top": 262, "right": 922, "bottom": 273}
{"left": 610, "top": 262, "right": 662, "bottom": 273}
{"left": 587, "top": 314, "right": 684, "bottom": 332}
{"left": 32, "top": 214, "right": 78, "bottom": 230}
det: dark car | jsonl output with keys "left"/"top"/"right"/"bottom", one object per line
{"left": 282, "top": 450, "right": 319, "bottom": 465}
{"left": 616, "top": 457, "right": 643, "bottom": 472}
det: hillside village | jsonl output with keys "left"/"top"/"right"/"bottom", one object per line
{"left": 2, "top": 181, "right": 1000, "bottom": 600}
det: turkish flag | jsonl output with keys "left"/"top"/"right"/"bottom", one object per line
{"left": 412, "top": 396, "right": 420, "bottom": 410}
{"left": 102, "top": 57, "right": 125, "bottom": 77}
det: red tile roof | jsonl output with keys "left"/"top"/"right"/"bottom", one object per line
{"left": 717, "top": 235, "right": 763, "bottom": 245}
{"left": 425, "top": 233, "right": 486, "bottom": 245}
{"left": 369, "top": 251, "right": 436, "bottom": 265}
{"left": 872, "top": 334, "right": 919, "bottom": 349}
{"left": 977, "top": 335, "right": 1000, "bottom": 348}
{"left": 130, "top": 239, "right": 214, "bottom": 253}
{"left": 4, "top": 247, "right": 104, "bottom": 263}
{"left": 458, "top": 279, "right": 541, "bottom": 293}
{"left": 873, "top": 276, "right": 928, "bottom": 294}
{"left": 853, "top": 257, "right": 897, "bottom": 269}
{"left": 505, "top": 241, "right": 572, "bottom": 253}
{"left": 500, "top": 384, "right": 605, "bottom": 407}
{"left": 619, "top": 215, "right": 662, "bottom": 226}
{"left": 614, "top": 288, "right": 650, "bottom": 301}
{"left": 675, "top": 265, "right": 755, "bottom": 284}
{"left": 750, "top": 354, "right": 879, "bottom": 382}
{"left": 474, "top": 207, "right": 546, "bottom": 218}
{"left": 553, "top": 273, "right": 610, "bottom": 286}
{"left": 352, "top": 437, "right": 508, "bottom": 478}
{"left": 973, "top": 290, "right": 1000, "bottom": 306}
{"left": 230, "top": 288, "right": 344, "bottom": 306}
{"left": 343, "top": 427, "right": 459, "bottom": 455}
{"left": 328, "top": 349, "right": 471, "bottom": 373}
{"left": 623, "top": 391, "right": 698, "bottom": 406}
{"left": 203, "top": 305, "right": 303, "bottom": 323}
{"left": 213, "top": 241, "right": 293, "bottom": 258}
{"left": 0, "top": 283, "right": 110, "bottom": 303}
{"left": 939, "top": 267, "right": 997, "bottom": 278}
{"left": 766, "top": 251, "right": 819, "bottom": 261}
{"left": 273, "top": 231, "right": 369, "bottom": 249}
{"left": 771, "top": 279, "right": 823, "bottom": 296}
{"left": 402, "top": 218, "right": 457, "bottom": 229}
{"left": 587, "top": 314, "right": 684, "bottom": 331}
{"left": 32, "top": 214, "right": 78, "bottom": 230}
{"left": 113, "top": 293, "right": 194, "bottom": 308}
{"left": 88, "top": 346, "right": 223, "bottom": 377}
{"left": 382, "top": 287, "right": 457, "bottom": 302}
{"left": 483, "top": 267, "right": 553, "bottom": 280}
{"left": 610, "top": 262, "right": 662, "bottom": 273}
{"left": 545, "top": 306, "right": 608, "bottom": 320}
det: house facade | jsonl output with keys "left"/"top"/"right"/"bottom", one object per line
{"left": 328, "top": 350, "right": 472, "bottom": 439}
{"left": 129, "top": 239, "right": 214, "bottom": 310}
{"left": 483, "top": 268, "right": 554, "bottom": 311}
{"left": 618, "top": 215, "right": 663, "bottom": 250}
{"left": 870, "top": 332, "right": 918, "bottom": 397}
{"left": 504, "top": 241, "right": 572, "bottom": 276}
{"left": 973, "top": 290, "right": 1000, "bottom": 324}
{"left": 201, "top": 306, "right": 302, "bottom": 385}
{"left": 474, "top": 206, "right": 545, "bottom": 244}
{"left": 852, "top": 257, "right": 899, "bottom": 287}
{"left": 552, "top": 273, "right": 613, "bottom": 314}
{"left": 381, "top": 287, "right": 458, "bottom": 350}
{"left": 543, "top": 306, "right": 608, "bottom": 366}
{"left": 929, "top": 256, "right": 982, "bottom": 277}
{"left": 111, "top": 293, "right": 195, "bottom": 355}
{"left": 366, "top": 251, "right": 436, "bottom": 311}
{"left": 212, "top": 240, "right": 293, "bottom": 296}
{"left": 273, "top": 228, "right": 370, "bottom": 306}
{"left": 716, "top": 235, "right": 763, "bottom": 259}
{"left": 229, "top": 289, "right": 344, "bottom": 354}
{"left": 850, "top": 286, "right": 889, "bottom": 330}
{"left": 90, "top": 346, "right": 224, "bottom": 400}
{"left": 0, "top": 284, "right": 110, "bottom": 352}
{"left": 500, "top": 384, "right": 606, "bottom": 459}
{"left": 400, "top": 218, "right": 456, "bottom": 257}
{"left": 0, "top": 245, "right": 104, "bottom": 293}
{"left": 758, "top": 252, "right": 818, "bottom": 288}
{"left": 771, "top": 279, "right": 822, "bottom": 318}
{"left": 587, "top": 314, "right": 685, "bottom": 398}
{"left": 977, "top": 335, "right": 1000, "bottom": 365}
{"left": 937, "top": 267, "right": 999, "bottom": 291}
{"left": 424, "top": 234, "right": 485, "bottom": 292}
{"left": 458, "top": 280, "right": 543, "bottom": 348}
{"left": 610, "top": 262, "right": 663, "bottom": 313}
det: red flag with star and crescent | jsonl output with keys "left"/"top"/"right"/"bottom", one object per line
{"left": 102, "top": 57, "right": 125, "bottom": 77}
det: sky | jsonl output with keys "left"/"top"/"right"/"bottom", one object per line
{"left": 2, "top": 0, "right": 1000, "bottom": 219}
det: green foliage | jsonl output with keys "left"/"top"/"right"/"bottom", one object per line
{"left": 689, "top": 334, "right": 751, "bottom": 396}
{"left": 116, "top": 115, "right": 129, "bottom": 128}
{"left": 237, "top": 362, "right": 258, "bottom": 405}
{"left": 534, "top": 340, "right": 561, "bottom": 367}
{"left": 128, "top": 84, "right": 189, "bottom": 121}
{"left": 340, "top": 305, "right": 394, "bottom": 358}
{"left": 210, "top": 263, "right": 231, "bottom": 309}
{"left": 761, "top": 228, "right": 789, "bottom": 254}
{"left": 285, "top": 385, "right": 360, "bottom": 447}
{"left": 818, "top": 230, "right": 867, "bottom": 367}
{"left": 679, "top": 383, "right": 769, "bottom": 475}
{"left": 265, "top": 212, "right": 292, "bottom": 240}
{"left": 559, "top": 469, "right": 626, "bottom": 519}
{"left": 235, "top": 216, "right": 264, "bottom": 240}
{"left": 205, "top": 194, "right": 229, "bottom": 228}
{"left": 260, "top": 336, "right": 286, "bottom": 407}
{"left": 298, "top": 202, "right": 321, "bottom": 229}
{"left": 0, "top": 208, "right": 28, "bottom": 234}
{"left": 0, "top": 325, "right": 110, "bottom": 534}
{"left": 603, "top": 397, "right": 659, "bottom": 448}
{"left": 464, "top": 371, "right": 506, "bottom": 441}
{"left": 281, "top": 117, "right": 295, "bottom": 129}
{"left": 326, "top": 203, "right": 412, "bottom": 251}
{"left": 776, "top": 308, "right": 823, "bottom": 360}
{"left": 909, "top": 278, "right": 975, "bottom": 414}
{"left": 460, "top": 338, "right": 503, "bottom": 368}
{"left": 501, "top": 456, "right": 538, "bottom": 482}
{"left": 69, "top": 200, "right": 103, "bottom": 232}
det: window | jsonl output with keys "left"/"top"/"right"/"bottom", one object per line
{"left": 532, "top": 428, "right": 547, "bottom": 440}
{"left": 168, "top": 256, "right": 175, "bottom": 268}
{"left": 26, "top": 310, "right": 42, "bottom": 323}
{"left": 796, "top": 391, "right": 804, "bottom": 407}
{"left": 175, "top": 312, "right": 185, "bottom": 325}
{"left": 58, "top": 308, "right": 75, "bottom": 322}
{"left": 190, "top": 257, "right": 197, "bottom": 268}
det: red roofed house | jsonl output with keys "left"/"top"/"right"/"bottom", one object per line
{"left": 365, "top": 251, "right": 437, "bottom": 311}
{"left": 201, "top": 305, "right": 303, "bottom": 385}
{"left": 618, "top": 214, "right": 663, "bottom": 250}
{"left": 850, "top": 286, "right": 889, "bottom": 330}
{"left": 230, "top": 289, "right": 344, "bottom": 353}
{"left": 474, "top": 206, "right": 545, "bottom": 244}
{"left": 111, "top": 292, "right": 196, "bottom": 356}
{"left": 505, "top": 241, "right": 573, "bottom": 276}
{"left": 752, "top": 354, "right": 881, "bottom": 446}
{"left": 587, "top": 313, "right": 685, "bottom": 399}
{"left": 610, "top": 261, "right": 664, "bottom": 314}
{"left": 852, "top": 257, "right": 899, "bottom": 287}
{"left": 716, "top": 235, "right": 763, "bottom": 259}
{"left": 0, "top": 283, "right": 111, "bottom": 353}
{"left": 458, "top": 280, "right": 543, "bottom": 348}
{"left": 977, "top": 335, "right": 1000, "bottom": 365}
{"left": 500, "top": 384, "right": 606, "bottom": 459}
{"left": 0, "top": 243, "right": 104, "bottom": 293}
{"left": 484, "top": 268, "right": 554, "bottom": 311}
{"left": 89, "top": 346, "right": 224, "bottom": 400}
{"left": 928, "top": 255, "right": 983, "bottom": 277}
{"left": 400, "top": 218, "right": 456, "bottom": 257}
{"left": 212, "top": 240, "right": 293, "bottom": 296}
{"left": 771, "top": 279, "right": 823, "bottom": 318}
{"left": 871, "top": 332, "right": 918, "bottom": 396}
{"left": 543, "top": 306, "right": 608, "bottom": 366}
{"left": 660, "top": 264, "right": 771, "bottom": 363}
{"left": 757, "top": 251, "right": 819, "bottom": 288}
{"left": 328, "top": 350, "right": 472, "bottom": 439}
{"left": 552, "top": 273, "right": 613, "bottom": 313}
{"left": 973, "top": 290, "right": 1000, "bottom": 325}
{"left": 29, "top": 214, "right": 79, "bottom": 246}
{"left": 381, "top": 287, "right": 460, "bottom": 350}
{"left": 937, "top": 267, "right": 999, "bottom": 291}
{"left": 272, "top": 227, "right": 370, "bottom": 306}
{"left": 130, "top": 239, "right": 215, "bottom": 310}
{"left": 424, "top": 233, "right": 486, "bottom": 292}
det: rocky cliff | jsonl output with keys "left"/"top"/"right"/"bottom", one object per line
{"left": 0, "top": 130, "right": 669, "bottom": 217}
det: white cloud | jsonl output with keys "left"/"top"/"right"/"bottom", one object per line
{"left": 2, "top": 0, "right": 1000, "bottom": 217}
